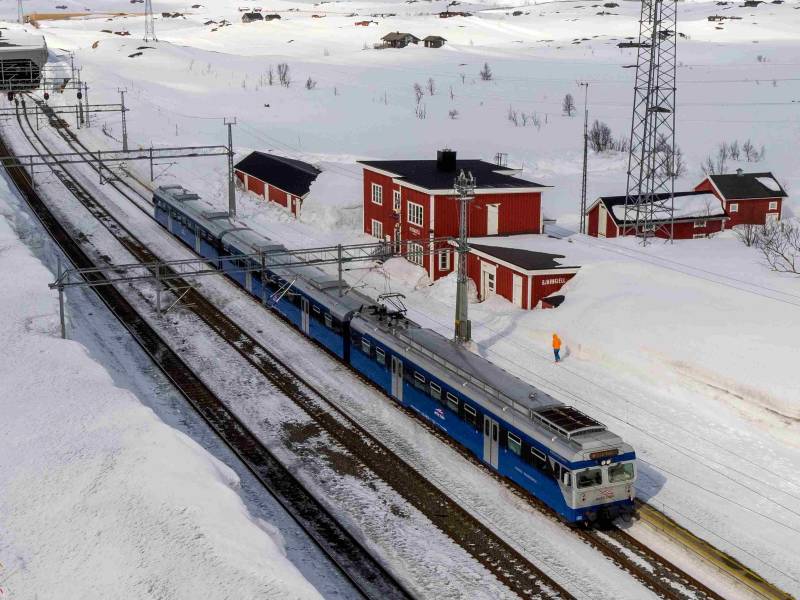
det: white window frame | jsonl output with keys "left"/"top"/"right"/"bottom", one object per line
{"left": 438, "top": 250, "right": 451, "bottom": 272}
{"left": 430, "top": 381, "right": 442, "bottom": 400}
{"left": 693, "top": 233, "right": 706, "bottom": 239}
{"left": 507, "top": 432, "right": 522, "bottom": 456}
{"left": 729, "top": 202, "right": 739, "bottom": 213}
{"left": 408, "top": 242, "right": 424, "bottom": 266}
{"left": 693, "top": 220, "right": 707, "bottom": 228}
{"left": 371, "top": 219, "right": 383, "bottom": 240}
{"left": 393, "top": 189, "right": 401, "bottom": 212}
{"left": 407, "top": 201, "right": 424, "bottom": 227}
{"left": 371, "top": 183, "right": 383, "bottom": 206}
{"left": 768, "top": 200, "right": 778, "bottom": 211}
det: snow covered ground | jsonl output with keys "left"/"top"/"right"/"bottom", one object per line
{"left": 0, "top": 178, "right": 328, "bottom": 598}
{"left": 1, "top": 0, "right": 800, "bottom": 596}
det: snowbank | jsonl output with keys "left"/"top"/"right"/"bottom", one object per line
{"left": 0, "top": 188, "right": 321, "bottom": 599}
{"left": 301, "top": 161, "right": 363, "bottom": 231}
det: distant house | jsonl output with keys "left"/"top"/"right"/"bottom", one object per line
{"left": 694, "top": 170, "right": 785, "bottom": 227}
{"left": 234, "top": 152, "right": 321, "bottom": 218}
{"left": 263, "top": 14, "right": 281, "bottom": 21}
{"left": 380, "top": 32, "right": 420, "bottom": 48}
{"left": 585, "top": 191, "right": 729, "bottom": 239}
{"left": 241, "top": 12, "right": 263, "bottom": 22}
{"left": 423, "top": 35, "right": 446, "bottom": 48}
{"left": 458, "top": 241, "right": 579, "bottom": 310}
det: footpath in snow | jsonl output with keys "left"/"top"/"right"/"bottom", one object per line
{"left": 0, "top": 179, "right": 322, "bottom": 599}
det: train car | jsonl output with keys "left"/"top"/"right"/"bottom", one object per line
{"left": 0, "top": 30, "right": 48, "bottom": 92}
{"left": 349, "top": 313, "right": 636, "bottom": 523}
{"left": 152, "top": 185, "right": 637, "bottom": 524}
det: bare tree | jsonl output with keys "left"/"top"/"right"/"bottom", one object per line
{"left": 589, "top": 120, "right": 613, "bottom": 152}
{"left": 729, "top": 139, "right": 740, "bottom": 160}
{"left": 448, "top": 109, "right": 459, "bottom": 119}
{"left": 479, "top": 62, "right": 493, "bottom": 81}
{"left": 277, "top": 63, "right": 291, "bottom": 87}
{"left": 734, "top": 223, "right": 762, "bottom": 247}
{"left": 415, "top": 103, "right": 427, "bottom": 119}
{"left": 562, "top": 93, "right": 576, "bottom": 116}
{"left": 413, "top": 82, "right": 424, "bottom": 104}
{"left": 305, "top": 76, "right": 317, "bottom": 90}
{"left": 426, "top": 77, "right": 436, "bottom": 96}
{"left": 267, "top": 65, "right": 274, "bottom": 86}
{"left": 507, "top": 106, "right": 519, "bottom": 127}
{"left": 757, "top": 221, "right": 799, "bottom": 274}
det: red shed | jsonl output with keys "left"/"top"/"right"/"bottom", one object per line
{"left": 694, "top": 170, "right": 786, "bottom": 227}
{"left": 585, "top": 191, "right": 728, "bottom": 239}
{"left": 234, "top": 151, "right": 321, "bottom": 218}
{"left": 459, "top": 241, "right": 579, "bottom": 310}
{"left": 359, "top": 150, "right": 549, "bottom": 281}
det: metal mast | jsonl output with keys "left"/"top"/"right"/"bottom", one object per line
{"left": 453, "top": 169, "right": 475, "bottom": 344}
{"left": 118, "top": 89, "right": 128, "bottom": 152}
{"left": 225, "top": 117, "right": 237, "bottom": 218}
{"left": 622, "top": 0, "right": 678, "bottom": 243}
{"left": 144, "top": 0, "right": 158, "bottom": 42}
{"left": 578, "top": 82, "right": 589, "bottom": 234}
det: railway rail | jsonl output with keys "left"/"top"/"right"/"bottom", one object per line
{"left": 9, "top": 96, "right": 791, "bottom": 600}
{"left": 9, "top": 98, "right": 574, "bottom": 599}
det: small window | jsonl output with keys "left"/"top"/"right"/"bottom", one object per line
{"left": 577, "top": 468, "right": 603, "bottom": 489}
{"left": 324, "top": 313, "right": 333, "bottom": 328}
{"left": 464, "top": 404, "right": 477, "bottom": 427}
{"left": 693, "top": 220, "right": 707, "bottom": 228}
{"left": 430, "top": 381, "right": 442, "bottom": 400}
{"left": 438, "top": 250, "right": 450, "bottom": 272}
{"left": 408, "top": 242, "right": 424, "bottom": 267}
{"left": 393, "top": 189, "right": 401, "bottom": 212}
{"left": 693, "top": 234, "right": 706, "bottom": 239}
{"left": 414, "top": 372, "right": 426, "bottom": 391}
{"left": 769, "top": 201, "right": 778, "bottom": 211}
{"left": 312, "top": 305, "right": 321, "bottom": 314}
{"left": 531, "top": 446, "right": 546, "bottom": 462}
{"left": 376, "top": 348, "right": 386, "bottom": 366}
{"left": 446, "top": 392, "right": 459, "bottom": 413}
{"left": 371, "top": 219, "right": 384, "bottom": 240}
{"left": 371, "top": 183, "right": 383, "bottom": 205}
{"left": 608, "top": 462, "right": 635, "bottom": 483}
{"left": 729, "top": 202, "right": 739, "bottom": 213}
{"left": 361, "top": 339, "right": 371, "bottom": 355}
{"left": 507, "top": 432, "right": 522, "bottom": 456}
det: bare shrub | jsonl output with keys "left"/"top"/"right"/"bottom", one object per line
{"left": 427, "top": 77, "right": 435, "bottom": 96}
{"left": 589, "top": 120, "right": 613, "bottom": 151}
{"left": 413, "top": 82, "right": 424, "bottom": 104}
{"left": 734, "top": 223, "right": 762, "bottom": 247}
{"left": 562, "top": 93, "right": 575, "bottom": 116}
{"left": 277, "top": 63, "right": 291, "bottom": 87}
{"left": 507, "top": 106, "right": 519, "bottom": 126}
{"left": 415, "top": 103, "right": 427, "bottom": 119}
{"left": 267, "top": 65, "right": 274, "bottom": 86}
{"left": 479, "top": 62, "right": 493, "bottom": 81}
{"left": 305, "top": 76, "right": 317, "bottom": 90}
{"left": 448, "top": 109, "right": 459, "bottom": 119}
{"left": 757, "top": 221, "right": 799, "bottom": 274}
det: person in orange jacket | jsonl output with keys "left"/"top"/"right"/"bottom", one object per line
{"left": 552, "top": 333, "right": 562, "bottom": 362}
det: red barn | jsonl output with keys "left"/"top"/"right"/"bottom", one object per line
{"left": 585, "top": 191, "right": 728, "bottom": 239}
{"left": 359, "top": 150, "right": 548, "bottom": 281}
{"left": 459, "top": 242, "right": 579, "bottom": 310}
{"left": 234, "top": 152, "right": 321, "bottom": 219}
{"left": 694, "top": 170, "right": 786, "bottom": 227}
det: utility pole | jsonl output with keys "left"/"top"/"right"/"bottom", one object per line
{"left": 118, "top": 88, "right": 128, "bottom": 152}
{"left": 76, "top": 68, "right": 84, "bottom": 127}
{"left": 578, "top": 82, "right": 589, "bottom": 234}
{"left": 144, "top": 0, "right": 158, "bottom": 42}
{"left": 453, "top": 169, "right": 475, "bottom": 344}
{"left": 83, "top": 82, "right": 90, "bottom": 127}
{"left": 225, "top": 117, "right": 237, "bottom": 218}
{"left": 17, "top": 0, "right": 24, "bottom": 24}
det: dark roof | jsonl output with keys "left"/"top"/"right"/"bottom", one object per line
{"left": 542, "top": 295, "right": 565, "bottom": 307}
{"left": 234, "top": 152, "right": 321, "bottom": 197}
{"left": 595, "top": 191, "right": 727, "bottom": 224}
{"left": 423, "top": 35, "right": 447, "bottom": 41}
{"left": 707, "top": 172, "right": 787, "bottom": 200}
{"left": 359, "top": 159, "right": 547, "bottom": 191}
{"left": 382, "top": 32, "right": 420, "bottom": 41}
{"left": 469, "top": 243, "right": 577, "bottom": 271}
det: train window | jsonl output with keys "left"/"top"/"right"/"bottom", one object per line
{"left": 463, "top": 405, "right": 477, "bottom": 427}
{"left": 608, "top": 463, "right": 635, "bottom": 483}
{"left": 530, "top": 447, "right": 546, "bottom": 462}
{"left": 446, "top": 392, "right": 459, "bottom": 413}
{"left": 361, "top": 339, "right": 371, "bottom": 355}
{"left": 413, "top": 372, "right": 426, "bottom": 391}
{"left": 324, "top": 314, "right": 333, "bottom": 328}
{"left": 375, "top": 348, "right": 386, "bottom": 366}
{"left": 507, "top": 432, "right": 522, "bottom": 456}
{"left": 429, "top": 382, "right": 441, "bottom": 400}
{"left": 484, "top": 420, "right": 490, "bottom": 436}
{"left": 562, "top": 471, "right": 572, "bottom": 487}
{"left": 577, "top": 468, "right": 603, "bottom": 489}
{"left": 312, "top": 305, "right": 321, "bottom": 315}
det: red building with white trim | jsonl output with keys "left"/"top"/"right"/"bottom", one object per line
{"left": 461, "top": 242, "right": 579, "bottom": 310}
{"left": 585, "top": 191, "right": 728, "bottom": 239}
{"left": 359, "top": 150, "right": 548, "bottom": 281}
{"left": 234, "top": 151, "right": 321, "bottom": 218}
{"left": 694, "top": 170, "right": 786, "bottom": 227}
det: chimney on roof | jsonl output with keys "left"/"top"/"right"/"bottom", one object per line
{"left": 736, "top": 168, "right": 743, "bottom": 176}
{"left": 437, "top": 149, "right": 457, "bottom": 172}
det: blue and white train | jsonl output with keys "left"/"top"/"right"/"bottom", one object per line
{"left": 154, "top": 184, "right": 637, "bottom": 524}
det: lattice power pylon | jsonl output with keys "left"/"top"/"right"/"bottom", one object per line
{"left": 144, "top": 0, "right": 158, "bottom": 42}
{"left": 622, "top": 0, "right": 678, "bottom": 243}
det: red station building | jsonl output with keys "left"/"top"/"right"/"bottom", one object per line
{"left": 359, "top": 150, "right": 549, "bottom": 281}
{"left": 694, "top": 170, "right": 786, "bottom": 227}
{"left": 585, "top": 191, "right": 729, "bottom": 239}
{"left": 234, "top": 151, "right": 321, "bottom": 219}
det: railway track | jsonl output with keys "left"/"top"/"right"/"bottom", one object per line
{"left": 11, "top": 96, "right": 784, "bottom": 600}
{"left": 8, "top": 98, "right": 577, "bottom": 599}
{"left": 1, "top": 101, "right": 412, "bottom": 600}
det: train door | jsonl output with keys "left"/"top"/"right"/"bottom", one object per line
{"left": 194, "top": 229, "right": 201, "bottom": 254}
{"left": 390, "top": 356, "right": 403, "bottom": 402}
{"left": 483, "top": 415, "right": 499, "bottom": 469}
{"left": 300, "top": 298, "right": 310, "bottom": 334}
{"left": 245, "top": 270, "right": 252, "bottom": 293}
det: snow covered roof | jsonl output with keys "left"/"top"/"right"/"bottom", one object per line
{"left": 596, "top": 191, "right": 727, "bottom": 224}
{"left": 468, "top": 243, "right": 579, "bottom": 272}
{"left": 359, "top": 157, "right": 548, "bottom": 192}
{"left": 234, "top": 152, "right": 321, "bottom": 198}
{"left": 707, "top": 171, "right": 787, "bottom": 199}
